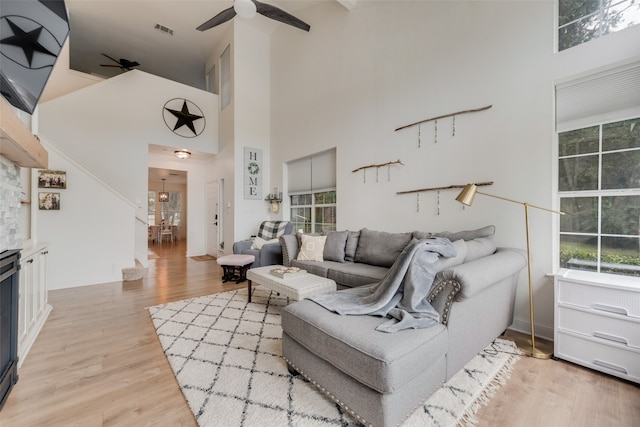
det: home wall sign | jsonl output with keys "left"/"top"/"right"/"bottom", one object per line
{"left": 162, "top": 98, "right": 205, "bottom": 137}
{"left": 244, "top": 147, "right": 262, "bottom": 199}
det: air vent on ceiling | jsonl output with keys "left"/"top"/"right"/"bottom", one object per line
{"left": 154, "top": 23, "right": 174, "bottom": 36}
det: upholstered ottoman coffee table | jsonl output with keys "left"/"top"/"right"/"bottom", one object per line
{"left": 246, "top": 265, "right": 336, "bottom": 303}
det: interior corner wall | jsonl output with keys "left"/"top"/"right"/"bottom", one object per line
{"left": 269, "top": 1, "right": 640, "bottom": 339}
{"left": 206, "top": 27, "right": 236, "bottom": 255}
{"left": 233, "top": 20, "right": 272, "bottom": 240}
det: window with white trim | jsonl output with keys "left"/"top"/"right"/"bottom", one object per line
{"left": 558, "top": 0, "right": 640, "bottom": 51}
{"left": 558, "top": 117, "right": 640, "bottom": 276}
{"left": 288, "top": 150, "right": 337, "bottom": 233}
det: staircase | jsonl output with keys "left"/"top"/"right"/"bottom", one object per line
{"left": 122, "top": 259, "right": 147, "bottom": 281}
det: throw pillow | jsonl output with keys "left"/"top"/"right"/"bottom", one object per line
{"left": 323, "top": 230, "right": 349, "bottom": 263}
{"left": 257, "top": 221, "right": 289, "bottom": 240}
{"left": 251, "top": 236, "right": 279, "bottom": 250}
{"left": 464, "top": 236, "right": 497, "bottom": 262}
{"left": 297, "top": 235, "right": 327, "bottom": 262}
{"left": 344, "top": 230, "right": 360, "bottom": 262}
{"left": 354, "top": 228, "right": 413, "bottom": 267}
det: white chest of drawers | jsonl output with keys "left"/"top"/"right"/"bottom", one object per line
{"left": 554, "top": 269, "right": 640, "bottom": 384}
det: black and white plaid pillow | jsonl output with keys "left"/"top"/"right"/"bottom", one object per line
{"left": 257, "top": 221, "right": 288, "bottom": 240}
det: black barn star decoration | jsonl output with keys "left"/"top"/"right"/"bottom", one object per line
{"left": 1, "top": 17, "right": 57, "bottom": 68}
{"left": 163, "top": 99, "right": 205, "bottom": 137}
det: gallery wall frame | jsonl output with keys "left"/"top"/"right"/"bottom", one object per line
{"left": 37, "top": 169, "right": 66, "bottom": 189}
{"left": 38, "top": 192, "right": 60, "bottom": 210}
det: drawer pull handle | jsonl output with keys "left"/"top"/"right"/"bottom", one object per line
{"left": 592, "top": 304, "right": 628, "bottom": 316}
{"left": 593, "top": 359, "right": 628, "bottom": 375}
{"left": 593, "top": 331, "right": 628, "bottom": 345}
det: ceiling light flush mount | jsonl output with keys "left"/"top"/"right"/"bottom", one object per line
{"left": 234, "top": 0, "right": 257, "bottom": 18}
{"left": 159, "top": 178, "right": 169, "bottom": 202}
{"left": 174, "top": 150, "right": 191, "bottom": 159}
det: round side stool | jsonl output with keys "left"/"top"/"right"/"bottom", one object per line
{"left": 216, "top": 254, "right": 255, "bottom": 283}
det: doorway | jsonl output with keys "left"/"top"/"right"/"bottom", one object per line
{"left": 148, "top": 167, "right": 188, "bottom": 258}
{"left": 206, "top": 180, "right": 222, "bottom": 257}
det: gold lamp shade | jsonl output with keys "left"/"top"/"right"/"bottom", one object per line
{"left": 455, "top": 184, "right": 478, "bottom": 206}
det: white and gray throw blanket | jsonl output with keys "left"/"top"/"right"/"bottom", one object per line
{"left": 310, "top": 237, "right": 457, "bottom": 332}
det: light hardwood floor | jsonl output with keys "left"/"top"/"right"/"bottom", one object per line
{"left": 1, "top": 242, "right": 638, "bottom": 426}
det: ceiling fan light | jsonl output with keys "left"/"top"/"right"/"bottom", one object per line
{"left": 174, "top": 150, "right": 191, "bottom": 159}
{"left": 234, "top": 0, "right": 257, "bottom": 18}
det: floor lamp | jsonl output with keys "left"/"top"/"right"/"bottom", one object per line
{"left": 455, "top": 184, "right": 565, "bottom": 359}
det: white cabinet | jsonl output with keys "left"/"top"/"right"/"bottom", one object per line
{"left": 17, "top": 243, "right": 52, "bottom": 367}
{"left": 554, "top": 269, "right": 640, "bottom": 384}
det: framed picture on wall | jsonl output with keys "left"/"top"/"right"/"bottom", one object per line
{"left": 38, "top": 170, "right": 67, "bottom": 189}
{"left": 38, "top": 192, "right": 60, "bottom": 210}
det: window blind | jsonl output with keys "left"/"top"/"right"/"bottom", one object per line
{"left": 556, "top": 60, "right": 640, "bottom": 132}
{"left": 287, "top": 150, "right": 336, "bottom": 194}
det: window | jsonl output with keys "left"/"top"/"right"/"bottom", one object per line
{"left": 220, "top": 44, "right": 231, "bottom": 109}
{"left": 558, "top": 0, "right": 640, "bottom": 51}
{"left": 288, "top": 150, "right": 337, "bottom": 233}
{"left": 291, "top": 190, "right": 336, "bottom": 233}
{"left": 148, "top": 191, "right": 182, "bottom": 226}
{"left": 558, "top": 117, "right": 640, "bottom": 276}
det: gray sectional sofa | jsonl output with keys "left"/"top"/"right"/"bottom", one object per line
{"left": 279, "top": 225, "right": 527, "bottom": 427}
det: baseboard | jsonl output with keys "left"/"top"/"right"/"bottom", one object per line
{"left": 510, "top": 315, "right": 554, "bottom": 342}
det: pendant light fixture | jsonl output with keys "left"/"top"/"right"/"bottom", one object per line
{"left": 159, "top": 178, "right": 169, "bottom": 202}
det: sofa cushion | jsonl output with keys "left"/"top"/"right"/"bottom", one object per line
{"left": 464, "top": 236, "right": 496, "bottom": 262}
{"left": 435, "top": 239, "right": 467, "bottom": 271}
{"left": 257, "top": 221, "right": 289, "bottom": 240}
{"left": 297, "top": 235, "right": 327, "bottom": 261}
{"left": 327, "top": 263, "right": 389, "bottom": 288}
{"left": 354, "top": 228, "right": 413, "bottom": 267}
{"left": 434, "top": 225, "right": 495, "bottom": 242}
{"left": 344, "top": 230, "right": 360, "bottom": 262}
{"left": 291, "top": 259, "right": 343, "bottom": 278}
{"left": 282, "top": 299, "right": 448, "bottom": 394}
{"left": 323, "top": 230, "right": 349, "bottom": 263}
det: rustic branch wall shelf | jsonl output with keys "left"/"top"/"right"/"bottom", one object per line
{"left": 352, "top": 159, "right": 404, "bottom": 183}
{"left": 397, "top": 181, "right": 494, "bottom": 214}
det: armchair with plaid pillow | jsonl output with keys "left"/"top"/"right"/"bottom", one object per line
{"left": 232, "top": 221, "right": 292, "bottom": 268}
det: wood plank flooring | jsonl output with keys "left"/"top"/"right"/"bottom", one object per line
{"left": 1, "top": 241, "right": 638, "bottom": 426}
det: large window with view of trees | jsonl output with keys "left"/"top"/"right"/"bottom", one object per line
{"left": 558, "top": 117, "right": 640, "bottom": 276}
{"left": 558, "top": 0, "right": 640, "bottom": 51}
{"left": 290, "top": 190, "right": 336, "bottom": 234}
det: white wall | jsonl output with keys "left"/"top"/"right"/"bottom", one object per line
{"left": 269, "top": 1, "right": 640, "bottom": 338}
{"left": 233, "top": 20, "right": 273, "bottom": 239}
{"left": 37, "top": 70, "right": 219, "bottom": 287}
{"left": 36, "top": 142, "right": 136, "bottom": 290}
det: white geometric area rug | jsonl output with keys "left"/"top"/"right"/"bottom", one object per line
{"left": 148, "top": 288, "right": 520, "bottom": 427}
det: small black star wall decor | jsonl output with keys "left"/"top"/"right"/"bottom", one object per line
{"left": 162, "top": 98, "right": 206, "bottom": 138}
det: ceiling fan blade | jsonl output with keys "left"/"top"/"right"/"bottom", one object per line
{"left": 99, "top": 64, "right": 122, "bottom": 67}
{"left": 197, "top": 6, "right": 236, "bottom": 31}
{"left": 101, "top": 53, "right": 120, "bottom": 65}
{"left": 255, "top": 0, "right": 310, "bottom": 32}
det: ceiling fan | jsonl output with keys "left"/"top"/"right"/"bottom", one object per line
{"left": 100, "top": 53, "right": 140, "bottom": 71}
{"left": 197, "top": 0, "right": 310, "bottom": 32}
